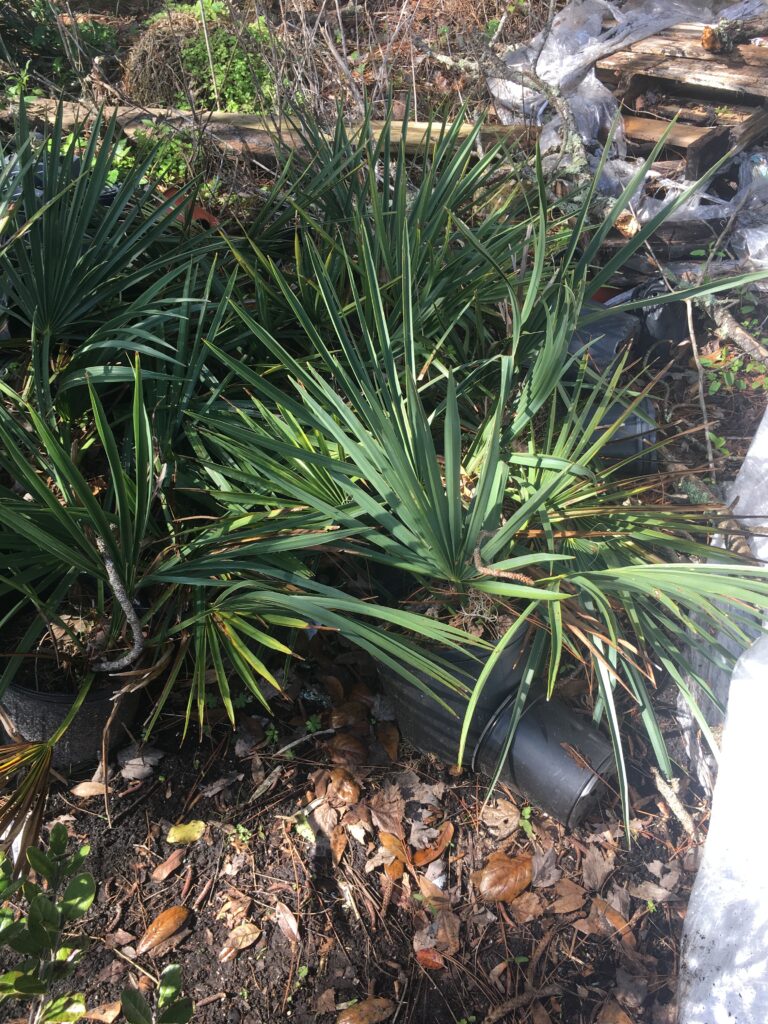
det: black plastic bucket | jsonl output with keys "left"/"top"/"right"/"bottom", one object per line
{"left": 382, "top": 646, "right": 614, "bottom": 828}
{"left": 0, "top": 683, "right": 139, "bottom": 771}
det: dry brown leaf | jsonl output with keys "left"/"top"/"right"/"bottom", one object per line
{"left": 480, "top": 798, "right": 520, "bottom": 838}
{"left": 312, "top": 800, "right": 339, "bottom": 837}
{"left": 327, "top": 732, "right": 368, "bottom": 767}
{"left": 532, "top": 846, "right": 561, "bottom": 888}
{"left": 434, "top": 909, "right": 460, "bottom": 955}
{"left": 379, "top": 831, "right": 408, "bottom": 863}
{"left": 151, "top": 849, "right": 184, "bottom": 882}
{"left": 627, "top": 880, "right": 675, "bottom": 904}
{"left": 328, "top": 768, "right": 361, "bottom": 806}
{"left": 331, "top": 825, "right": 348, "bottom": 866}
{"left": 417, "top": 875, "right": 450, "bottom": 912}
{"left": 337, "top": 996, "right": 396, "bottom": 1023}
{"left": 412, "top": 821, "right": 454, "bottom": 867}
{"left": 384, "top": 859, "right": 405, "bottom": 881}
{"left": 573, "top": 898, "right": 636, "bottom": 948}
{"left": 416, "top": 945, "right": 445, "bottom": 969}
{"left": 531, "top": 1001, "right": 554, "bottom": 1024}
{"left": 83, "top": 1003, "right": 122, "bottom": 1023}
{"left": 218, "top": 921, "right": 261, "bottom": 962}
{"left": 319, "top": 673, "right": 346, "bottom": 704}
{"left": 316, "top": 988, "right": 337, "bottom": 1014}
{"left": 508, "top": 890, "right": 544, "bottom": 924}
{"left": 330, "top": 700, "right": 370, "bottom": 734}
{"left": 376, "top": 721, "right": 399, "bottom": 761}
{"left": 370, "top": 783, "right": 406, "bottom": 838}
{"left": 596, "top": 999, "right": 635, "bottom": 1024}
{"left": 551, "top": 878, "right": 587, "bottom": 914}
{"left": 71, "top": 781, "right": 110, "bottom": 799}
{"left": 472, "top": 852, "right": 533, "bottom": 903}
{"left": 583, "top": 844, "right": 616, "bottom": 891}
{"left": 274, "top": 901, "right": 300, "bottom": 944}
{"left": 136, "top": 906, "right": 190, "bottom": 955}
{"left": 349, "top": 681, "right": 376, "bottom": 707}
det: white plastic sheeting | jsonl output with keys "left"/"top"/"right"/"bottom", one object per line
{"left": 678, "top": 638, "right": 768, "bottom": 1024}
{"left": 678, "top": 407, "right": 768, "bottom": 1024}
{"left": 489, "top": 0, "right": 768, "bottom": 151}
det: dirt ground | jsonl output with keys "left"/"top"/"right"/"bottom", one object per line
{"left": 32, "top": 645, "right": 708, "bottom": 1024}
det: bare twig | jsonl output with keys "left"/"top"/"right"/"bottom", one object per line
{"left": 712, "top": 303, "right": 768, "bottom": 369}
{"left": 652, "top": 767, "right": 699, "bottom": 840}
{"left": 484, "top": 984, "right": 562, "bottom": 1023}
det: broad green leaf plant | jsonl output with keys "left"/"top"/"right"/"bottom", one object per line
{"left": 0, "top": 824, "right": 94, "bottom": 1024}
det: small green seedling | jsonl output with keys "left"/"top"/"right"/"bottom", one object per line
{"left": 305, "top": 713, "right": 323, "bottom": 734}
{"left": 265, "top": 723, "right": 279, "bottom": 746}
{"left": 121, "top": 964, "right": 193, "bottom": 1024}
{"left": 0, "top": 825, "right": 95, "bottom": 1024}
{"left": 519, "top": 805, "right": 534, "bottom": 841}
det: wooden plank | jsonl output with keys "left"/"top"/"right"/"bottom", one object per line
{"left": 597, "top": 51, "right": 768, "bottom": 101}
{"left": 622, "top": 114, "right": 715, "bottom": 148}
{"left": 0, "top": 100, "right": 536, "bottom": 159}
{"left": 626, "top": 33, "right": 768, "bottom": 67}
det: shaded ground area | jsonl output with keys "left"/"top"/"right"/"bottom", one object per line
{"left": 42, "top": 651, "right": 703, "bottom": 1024}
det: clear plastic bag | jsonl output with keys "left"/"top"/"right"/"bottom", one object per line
{"left": 489, "top": 0, "right": 715, "bottom": 149}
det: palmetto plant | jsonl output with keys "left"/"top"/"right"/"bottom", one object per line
{"left": 0, "top": 102, "right": 222, "bottom": 421}
{"left": 193, "top": 184, "right": 768, "bottom": 826}
{"left": 0, "top": 362, "right": 478, "bottom": 861}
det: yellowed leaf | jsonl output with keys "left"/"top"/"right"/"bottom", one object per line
{"left": 218, "top": 921, "right": 261, "bottom": 961}
{"left": 71, "top": 781, "right": 110, "bottom": 799}
{"left": 471, "top": 851, "right": 533, "bottom": 903}
{"left": 136, "top": 906, "right": 190, "bottom": 956}
{"left": 166, "top": 820, "right": 206, "bottom": 845}
{"left": 337, "top": 996, "right": 396, "bottom": 1023}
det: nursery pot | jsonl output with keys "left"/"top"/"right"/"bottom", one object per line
{"left": 382, "top": 645, "right": 614, "bottom": 828}
{"left": 0, "top": 682, "right": 139, "bottom": 771}
{"left": 592, "top": 395, "right": 658, "bottom": 477}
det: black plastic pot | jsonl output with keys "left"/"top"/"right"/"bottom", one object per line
{"left": 0, "top": 683, "right": 139, "bottom": 771}
{"left": 382, "top": 646, "right": 614, "bottom": 828}
{"left": 592, "top": 395, "right": 658, "bottom": 477}
{"left": 567, "top": 306, "right": 640, "bottom": 375}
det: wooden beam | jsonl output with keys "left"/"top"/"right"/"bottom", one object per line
{"left": 622, "top": 114, "right": 717, "bottom": 148}
{"left": 627, "top": 32, "right": 768, "bottom": 67}
{"left": 731, "top": 105, "right": 768, "bottom": 153}
{"left": 597, "top": 51, "right": 768, "bottom": 102}
{"left": 684, "top": 125, "right": 731, "bottom": 179}
{"left": 0, "top": 99, "right": 536, "bottom": 160}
